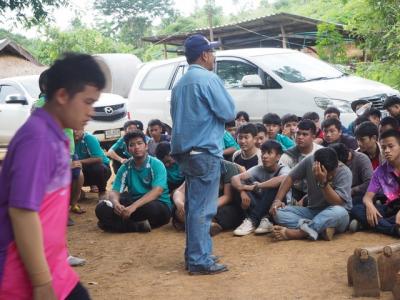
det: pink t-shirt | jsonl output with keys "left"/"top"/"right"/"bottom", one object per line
{"left": 0, "top": 109, "right": 78, "bottom": 299}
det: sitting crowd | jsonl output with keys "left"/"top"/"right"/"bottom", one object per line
{"left": 69, "top": 94, "right": 400, "bottom": 242}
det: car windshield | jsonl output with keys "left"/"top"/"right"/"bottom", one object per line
{"left": 252, "top": 52, "right": 344, "bottom": 83}
{"left": 19, "top": 76, "right": 40, "bottom": 98}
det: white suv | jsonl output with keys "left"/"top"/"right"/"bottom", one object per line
{"left": 0, "top": 75, "right": 128, "bottom": 150}
{"left": 127, "top": 48, "right": 398, "bottom": 128}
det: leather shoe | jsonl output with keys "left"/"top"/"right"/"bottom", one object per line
{"left": 185, "top": 255, "right": 220, "bottom": 270}
{"left": 189, "top": 263, "right": 228, "bottom": 275}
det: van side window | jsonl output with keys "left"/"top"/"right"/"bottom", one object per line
{"left": 171, "top": 65, "right": 187, "bottom": 88}
{"left": 264, "top": 72, "right": 282, "bottom": 89}
{"left": 140, "top": 63, "right": 177, "bottom": 90}
{"left": 0, "top": 85, "right": 20, "bottom": 103}
{"left": 217, "top": 60, "right": 258, "bottom": 88}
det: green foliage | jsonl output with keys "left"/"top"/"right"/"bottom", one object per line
{"left": 316, "top": 23, "right": 347, "bottom": 63}
{"left": 356, "top": 61, "right": 400, "bottom": 90}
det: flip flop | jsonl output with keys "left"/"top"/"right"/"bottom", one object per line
{"left": 70, "top": 204, "right": 86, "bottom": 214}
{"left": 272, "top": 225, "right": 289, "bottom": 241}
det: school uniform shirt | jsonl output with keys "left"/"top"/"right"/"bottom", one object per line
{"left": 0, "top": 108, "right": 79, "bottom": 299}
{"left": 75, "top": 132, "right": 110, "bottom": 165}
{"left": 110, "top": 136, "right": 131, "bottom": 159}
{"left": 112, "top": 155, "right": 172, "bottom": 208}
{"left": 274, "top": 133, "right": 295, "bottom": 151}
{"left": 223, "top": 130, "right": 240, "bottom": 150}
{"left": 166, "top": 162, "right": 184, "bottom": 186}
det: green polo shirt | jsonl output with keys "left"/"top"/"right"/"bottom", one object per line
{"left": 223, "top": 130, "right": 240, "bottom": 150}
{"left": 112, "top": 156, "right": 172, "bottom": 208}
{"left": 75, "top": 132, "right": 110, "bottom": 165}
{"left": 110, "top": 137, "right": 131, "bottom": 159}
{"left": 166, "top": 162, "right": 184, "bottom": 185}
{"left": 275, "top": 133, "right": 295, "bottom": 151}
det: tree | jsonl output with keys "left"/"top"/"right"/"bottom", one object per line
{"left": 0, "top": 0, "right": 67, "bottom": 25}
{"left": 316, "top": 23, "right": 347, "bottom": 64}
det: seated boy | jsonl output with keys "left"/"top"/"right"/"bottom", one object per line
{"left": 262, "top": 113, "right": 295, "bottom": 151}
{"left": 270, "top": 148, "right": 352, "bottom": 241}
{"left": 364, "top": 107, "right": 381, "bottom": 127}
{"left": 350, "top": 129, "right": 400, "bottom": 236}
{"left": 223, "top": 121, "right": 240, "bottom": 161}
{"left": 329, "top": 143, "right": 373, "bottom": 205}
{"left": 74, "top": 129, "right": 111, "bottom": 200}
{"left": 383, "top": 95, "right": 400, "bottom": 123}
{"left": 323, "top": 107, "right": 351, "bottom": 135}
{"left": 380, "top": 116, "right": 399, "bottom": 134}
{"left": 279, "top": 119, "right": 322, "bottom": 203}
{"left": 255, "top": 123, "right": 267, "bottom": 149}
{"left": 321, "top": 118, "right": 358, "bottom": 150}
{"left": 232, "top": 123, "right": 262, "bottom": 170}
{"left": 172, "top": 160, "right": 245, "bottom": 235}
{"left": 107, "top": 120, "right": 141, "bottom": 174}
{"left": 155, "top": 141, "right": 184, "bottom": 191}
{"left": 231, "top": 140, "right": 290, "bottom": 236}
{"left": 96, "top": 130, "right": 172, "bottom": 232}
{"left": 147, "top": 119, "right": 170, "bottom": 156}
{"left": 235, "top": 111, "right": 249, "bottom": 128}
{"left": 281, "top": 114, "right": 299, "bottom": 141}
{"left": 302, "top": 111, "right": 323, "bottom": 144}
{"left": 355, "top": 121, "right": 383, "bottom": 170}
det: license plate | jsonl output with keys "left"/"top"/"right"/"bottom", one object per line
{"left": 105, "top": 129, "right": 121, "bottom": 139}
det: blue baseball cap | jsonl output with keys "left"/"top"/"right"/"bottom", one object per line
{"left": 184, "top": 34, "right": 220, "bottom": 62}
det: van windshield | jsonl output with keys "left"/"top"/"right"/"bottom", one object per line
{"left": 253, "top": 52, "right": 344, "bottom": 83}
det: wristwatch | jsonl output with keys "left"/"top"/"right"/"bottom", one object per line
{"left": 317, "top": 181, "right": 328, "bottom": 188}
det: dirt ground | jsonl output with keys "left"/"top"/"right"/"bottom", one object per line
{"left": 69, "top": 194, "right": 397, "bottom": 300}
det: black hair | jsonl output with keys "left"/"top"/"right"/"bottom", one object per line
{"left": 260, "top": 140, "right": 283, "bottom": 155}
{"left": 314, "top": 148, "right": 338, "bottom": 172}
{"left": 324, "top": 107, "right": 341, "bottom": 117}
{"left": 46, "top": 53, "right": 105, "bottom": 101}
{"left": 302, "top": 111, "right": 320, "bottom": 122}
{"left": 155, "top": 141, "right": 171, "bottom": 160}
{"left": 321, "top": 118, "right": 342, "bottom": 131}
{"left": 380, "top": 116, "right": 399, "bottom": 130}
{"left": 281, "top": 114, "right": 299, "bottom": 126}
{"left": 39, "top": 69, "right": 49, "bottom": 94}
{"left": 328, "top": 143, "right": 350, "bottom": 164}
{"left": 262, "top": 113, "right": 281, "bottom": 126}
{"left": 131, "top": 120, "right": 144, "bottom": 131}
{"left": 237, "top": 123, "right": 258, "bottom": 137}
{"left": 225, "top": 120, "right": 236, "bottom": 128}
{"left": 355, "top": 121, "right": 379, "bottom": 139}
{"left": 383, "top": 95, "right": 400, "bottom": 109}
{"left": 354, "top": 115, "right": 370, "bottom": 127}
{"left": 380, "top": 129, "right": 400, "bottom": 144}
{"left": 297, "top": 119, "right": 316, "bottom": 135}
{"left": 124, "top": 129, "right": 147, "bottom": 146}
{"left": 236, "top": 111, "right": 250, "bottom": 122}
{"left": 255, "top": 123, "right": 267, "bottom": 134}
{"left": 364, "top": 108, "right": 381, "bottom": 119}
{"left": 148, "top": 119, "right": 164, "bottom": 128}
{"left": 123, "top": 120, "right": 142, "bottom": 131}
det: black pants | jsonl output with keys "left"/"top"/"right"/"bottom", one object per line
{"left": 66, "top": 282, "right": 90, "bottom": 300}
{"left": 82, "top": 163, "right": 111, "bottom": 193}
{"left": 214, "top": 190, "right": 244, "bottom": 230}
{"left": 246, "top": 188, "right": 279, "bottom": 226}
{"left": 95, "top": 193, "right": 171, "bottom": 232}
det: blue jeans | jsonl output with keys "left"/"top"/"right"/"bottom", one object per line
{"left": 177, "top": 152, "right": 221, "bottom": 271}
{"left": 274, "top": 205, "right": 349, "bottom": 240}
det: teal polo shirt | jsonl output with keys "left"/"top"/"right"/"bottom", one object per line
{"left": 223, "top": 130, "right": 240, "bottom": 150}
{"left": 274, "top": 133, "right": 295, "bottom": 151}
{"left": 75, "top": 132, "right": 110, "bottom": 165}
{"left": 112, "top": 156, "right": 172, "bottom": 208}
{"left": 110, "top": 137, "right": 131, "bottom": 159}
{"left": 166, "top": 162, "right": 184, "bottom": 185}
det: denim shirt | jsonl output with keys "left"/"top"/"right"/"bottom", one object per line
{"left": 170, "top": 64, "right": 235, "bottom": 157}
{"left": 367, "top": 161, "right": 400, "bottom": 203}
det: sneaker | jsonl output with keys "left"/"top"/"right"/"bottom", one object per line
{"left": 321, "top": 227, "right": 335, "bottom": 241}
{"left": 349, "top": 219, "right": 360, "bottom": 233}
{"left": 67, "top": 255, "right": 86, "bottom": 267}
{"left": 133, "top": 220, "right": 152, "bottom": 233}
{"left": 189, "top": 263, "right": 228, "bottom": 275}
{"left": 233, "top": 218, "right": 255, "bottom": 236}
{"left": 210, "top": 222, "right": 223, "bottom": 236}
{"left": 254, "top": 217, "right": 273, "bottom": 234}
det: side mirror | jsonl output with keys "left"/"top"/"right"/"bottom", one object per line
{"left": 5, "top": 94, "right": 28, "bottom": 105}
{"left": 241, "top": 74, "right": 263, "bottom": 87}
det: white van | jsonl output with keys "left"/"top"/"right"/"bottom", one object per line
{"left": 0, "top": 75, "right": 128, "bottom": 150}
{"left": 127, "top": 48, "right": 398, "bottom": 128}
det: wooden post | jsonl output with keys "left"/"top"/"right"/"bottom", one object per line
{"left": 163, "top": 43, "right": 168, "bottom": 59}
{"left": 280, "top": 25, "right": 287, "bottom": 48}
{"left": 218, "top": 37, "right": 223, "bottom": 50}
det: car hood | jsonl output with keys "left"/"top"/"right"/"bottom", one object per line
{"left": 294, "top": 75, "right": 399, "bottom": 101}
{"left": 94, "top": 93, "right": 126, "bottom": 107}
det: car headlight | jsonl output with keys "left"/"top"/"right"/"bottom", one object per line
{"left": 314, "top": 97, "right": 353, "bottom": 113}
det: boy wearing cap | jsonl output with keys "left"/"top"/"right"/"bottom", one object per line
{"left": 171, "top": 34, "right": 235, "bottom": 275}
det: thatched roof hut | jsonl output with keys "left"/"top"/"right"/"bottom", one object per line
{"left": 0, "top": 39, "right": 46, "bottom": 78}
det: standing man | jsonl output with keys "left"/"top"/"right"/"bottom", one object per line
{"left": 170, "top": 34, "right": 235, "bottom": 275}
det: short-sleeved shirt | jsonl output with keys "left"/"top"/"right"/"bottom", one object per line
{"left": 232, "top": 148, "right": 262, "bottom": 170}
{"left": 0, "top": 108, "right": 78, "bottom": 299}
{"left": 274, "top": 133, "right": 295, "bottom": 151}
{"left": 289, "top": 155, "right": 353, "bottom": 210}
{"left": 110, "top": 136, "right": 131, "bottom": 159}
{"left": 75, "top": 132, "right": 110, "bottom": 165}
{"left": 221, "top": 160, "right": 241, "bottom": 184}
{"left": 358, "top": 143, "right": 383, "bottom": 170}
{"left": 223, "top": 130, "right": 240, "bottom": 150}
{"left": 367, "top": 161, "right": 400, "bottom": 204}
{"left": 322, "top": 134, "right": 358, "bottom": 150}
{"left": 148, "top": 135, "right": 171, "bottom": 156}
{"left": 166, "top": 162, "right": 184, "bottom": 185}
{"left": 112, "top": 155, "right": 172, "bottom": 208}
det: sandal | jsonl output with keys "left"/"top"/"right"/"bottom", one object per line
{"left": 271, "top": 225, "right": 289, "bottom": 241}
{"left": 70, "top": 204, "right": 86, "bottom": 214}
